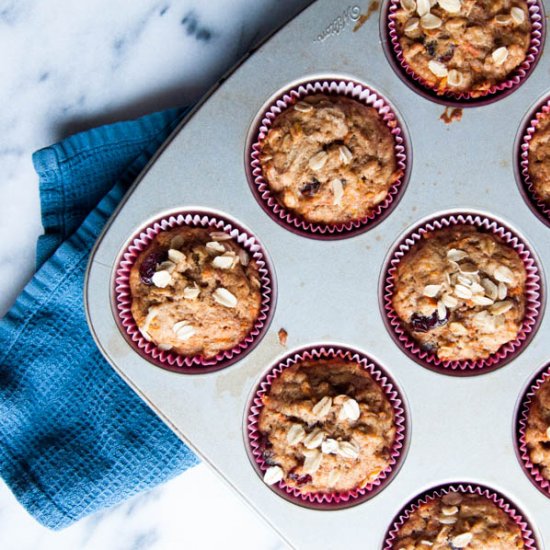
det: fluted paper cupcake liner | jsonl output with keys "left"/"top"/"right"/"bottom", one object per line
{"left": 114, "top": 210, "right": 276, "bottom": 374}
{"left": 246, "top": 344, "right": 408, "bottom": 509}
{"left": 381, "top": 212, "right": 543, "bottom": 375}
{"left": 385, "top": 0, "right": 544, "bottom": 106}
{"left": 248, "top": 78, "right": 410, "bottom": 239}
{"left": 383, "top": 482, "right": 538, "bottom": 549}
{"left": 518, "top": 96, "right": 550, "bottom": 227}
{"left": 516, "top": 362, "right": 550, "bottom": 498}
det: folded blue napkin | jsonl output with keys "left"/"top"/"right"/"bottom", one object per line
{"left": 0, "top": 108, "right": 199, "bottom": 530}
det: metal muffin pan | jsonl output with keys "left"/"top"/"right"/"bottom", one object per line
{"left": 85, "top": 0, "right": 550, "bottom": 547}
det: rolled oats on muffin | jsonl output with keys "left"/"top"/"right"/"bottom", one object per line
{"left": 524, "top": 375, "right": 550, "bottom": 482}
{"left": 393, "top": 490, "right": 525, "bottom": 548}
{"left": 527, "top": 110, "right": 550, "bottom": 204}
{"left": 258, "top": 358, "right": 396, "bottom": 494}
{"left": 393, "top": 0, "right": 532, "bottom": 96}
{"left": 129, "top": 226, "right": 262, "bottom": 358}
{"left": 392, "top": 225, "right": 526, "bottom": 361}
{"left": 258, "top": 94, "right": 402, "bottom": 224}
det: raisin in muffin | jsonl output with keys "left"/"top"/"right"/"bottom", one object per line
{"left": 393, "top": 490, "right": 525, "bottom": 549}
{"left": 527, "top": 111, "right": 550, "bottom": 205}
{"left": 258, "top": 359, "right": 396, "bottom": 494}
{"left": 130, "top": 227, "right": 262, "bottom": 358}
{"left": 392, "top": 225, "right": 526, "bottom": 362}
{"left": 258, "top": 94, "right": 402, "bottom": 224}
{"left": 394, "top": 0, "right": 532, "bottom": 96}
{"left": 524, "top": 375, "right": 550, "bottom": 482}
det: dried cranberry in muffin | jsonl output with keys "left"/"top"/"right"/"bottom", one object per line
{"left": 392, "top": 225, "right": 526, "bottom": 361}
{"left": 393, "top": 0, "right": 532, "bottom": 97}
{"left": 129, "top": 227, "right": 261, "bottom": 358}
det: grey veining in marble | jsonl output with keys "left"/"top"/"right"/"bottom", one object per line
{"left": 0, "top": 0, "right": 313, "bottom": 548}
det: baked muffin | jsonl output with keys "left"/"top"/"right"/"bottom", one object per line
{"left": 392, "top": 225, "right": 526, "bottom": 361}
{"left": 130, "top": 227, "right": 262, "bottom": 358}
{"left": 527, "top": 111, "right": 550, "bottom": 204}
{"left": 258, "top": 359, "right": 396, "bottom": 494}
{"left": 524, "top": 375, "right": 550, "bottom": 482}
{"left": 393, "top": 490, "right": 525, "bottom": 548}
{"left": 258, "top": 94, "right": 402, "bottom": 224}
{"left": 393, "top": 0, "right": 532, "bottom": 96}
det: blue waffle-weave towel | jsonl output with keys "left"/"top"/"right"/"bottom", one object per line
{"left": 0, "top": 108, "right": 199, "bottom": 530}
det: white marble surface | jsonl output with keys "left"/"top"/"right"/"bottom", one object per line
{"left": 0, "top": 0, "right": 313, "bottom": 548}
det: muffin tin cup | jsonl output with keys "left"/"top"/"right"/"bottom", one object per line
{"left": 384, "top": 0, "right": 545, "bottom": 106}
{"left": 518, "top": 95, "right": 550, "bottom": 227}
{"left": 516, "top": 362, "right": 550, "bottom": 498}
{"left": 113, "top": 210, "right": 276, "bottom": 374}
{"left": 245, "top": 344, "right": 408, "bottom": 510}
{"left": 381, "top": 212, "right": 544, "bottom": 376}
{"left": 247, "top": 78, "right": 410, "bottom": 239}
{"left": 382, "top": 482, "right": 539, "bottom": 549}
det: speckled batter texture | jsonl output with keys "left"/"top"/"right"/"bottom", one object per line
{"left": 258, "top": 94, "right": 402, "bottom": 224}
{"left": 130, "top": 227, "right": 262, "bottom": 358}
{"left": 394, "top": 0, "right": 531, "bottom": 96}
{"left": 392, "top": 225, "right": 526, "bottom": 361}
{"left": 258, "top": 359, "right": 396, "bottom": 494}
{"left": 527, "top": 111, "right": 550, "bottom": 204}
{"left": 524, "top": 376, "right": 550, "bottom": 481}
{"left": 393, "top": 491, "right": 524, "bottom": 549}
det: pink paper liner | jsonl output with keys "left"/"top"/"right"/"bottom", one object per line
{"left": 383, "top": 482, "right": 538, "bottom": 549}
{"left": 385, "top": 0, "right": 545, "bottom": 106}
{"left": 113, "top": 210, "right": 276, "bottom": 374}
{"left": 247, "top": 78, "right": 410, "bottom": 239}
{"left": 516, "top": 362, "right": 550, "bottom": 499}
{"left": 246, "top": 345, "right": 408, "bottom": 509}
{"left": 518, "top": 96, "right": 550, "bottom": 227}
{"left": 381, "top": 212, "right": 543, "bottom": 375}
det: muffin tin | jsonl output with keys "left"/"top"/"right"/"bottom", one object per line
{"left": 85, "top": 0, "right": 550, "bottom": 547}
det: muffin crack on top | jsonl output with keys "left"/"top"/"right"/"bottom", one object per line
{"left": 129, "top": 226, "right": 262, "bottom": 358}
{"left": 524, "top": 375, "right": 550, "bottom": 483}
{"left": 258, "top": 94, "right": 402, "bottom": 224}
{"left": 393, "top": 490, "right": 525, "bottom": 549}
{"left": 258, "top": 359, "right": 397, "bottom": 494}
{"left": 392, "top": 225, "right": 526, "bottom": 361}
{"left": 394, "top": 0, "right": 532, "bottom": 96}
